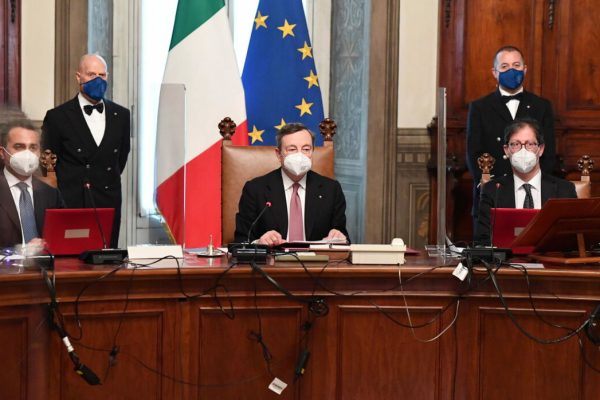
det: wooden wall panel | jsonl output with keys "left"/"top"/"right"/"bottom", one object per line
{"left": 478, "top": 308, "right": 585, "bottom": 400}
{"left": 463, "top": 0, "right": 538, "bottom": 103}
{"left": 0, "top": 316, "right": 27, "bottom": 400}
{"left": 196, "top": 305, "right": 303, "bottom": 400}
{"left": 564, "top": 0, "right": 600, "bottom": 110}
{"left": 336, "top": 305, "right": 443, "bottom": 400}
{"left": 54, "top": 306, "right": 168, "bottom": 400}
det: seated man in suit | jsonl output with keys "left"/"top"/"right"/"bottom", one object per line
{"left": 0, "top": 120, "right": 63, "bottom": 248}
{"left": 234, "top": 123, "right": 349, "bottom": 246}
{"left": 475, "top": 118, "right": 576, "bottom": 245}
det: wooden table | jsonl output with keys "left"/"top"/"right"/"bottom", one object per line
{"left": 1, "top": 254, "right": 599, "bottom": 399}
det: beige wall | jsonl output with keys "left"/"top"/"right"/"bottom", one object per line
{"left": 397, "top": 0, "right": 438, "bottom": 128}
{"left": 21, "top": 0, "right": 55, "bottom": 121}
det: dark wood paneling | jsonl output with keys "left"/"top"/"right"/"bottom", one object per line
{"left": 0, "top": 316, "right": 27, "bottom": 400}
{"left": 1, "top": 257, "right": 600, "bottom": 398}
{"left": 337, "top": 305, "right": 443, "bottom": 400}
{"left": 197, "top": 306, "right": 302, "bottom": 400}
{"left": 0, "top": 0, "right": 21, "bottom": 106}
{"left": 478, "top": 308, "right": 585, "bottom": 400}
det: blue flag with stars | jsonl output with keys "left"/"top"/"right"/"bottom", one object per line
{"left": 242, "top": 0, "right": 324, "bottom": 146}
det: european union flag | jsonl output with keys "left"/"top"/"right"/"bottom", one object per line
{"left": 242, "top": 0, "right": 325, "bottom": 146}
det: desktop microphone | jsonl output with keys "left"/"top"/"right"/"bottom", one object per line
{"left": 489, "top": 182, "right": 501, "bottom": 247}
{"left": 229, "top": 201, "right": 272, "bottom": 263}
{"left": 247, "top": 201, "right": 272, "bottom": 243}
{"left": 84, "top": 181, "right": 108, "bottom": 249}
{"left": 79, "top": 180, "right": 127, "bottom": 264}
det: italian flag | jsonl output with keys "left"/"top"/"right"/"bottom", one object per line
{"left": 155, "top": 0, "right": 247, "bottom": 247}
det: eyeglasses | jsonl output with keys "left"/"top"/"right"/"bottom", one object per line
{"left": 507, "top": 141, "right": 539, "bottom": 151}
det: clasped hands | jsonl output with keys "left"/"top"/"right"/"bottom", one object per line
{"left": 258, "top": 229, "right": 346, "bottom": 247}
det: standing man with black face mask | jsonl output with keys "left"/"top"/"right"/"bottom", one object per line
{"left": 234, "top": 123, "right": 349, "bottom": 246}
{"left": 0, "top": 121, "right": 63, "bottom": 248}
{"left": 466, "top": 46, "right": 555, "bottom": 235}
{"left": 42, "top": 54, "right": 130, "bottom": 248}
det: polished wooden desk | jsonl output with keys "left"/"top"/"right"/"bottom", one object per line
{"left": 1, "top": 254, "right": 599, "bottom": 399}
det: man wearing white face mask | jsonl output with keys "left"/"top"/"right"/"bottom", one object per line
{"left": 475, "top": 118, "right": 576, "bottom": 245}
{"left": 0, "top": 121, "right": 63, "bottom": 248}
{"left": 234, "top": 123, "right": 349, "bottom": 246}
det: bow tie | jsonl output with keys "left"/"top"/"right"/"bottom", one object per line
{"left": 501, "top": 93, "right": 523, "bottom": 103}
{"left": 83, "top": 103, "right": 104, "bottom": 115}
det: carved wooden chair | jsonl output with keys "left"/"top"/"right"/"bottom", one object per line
{"left": 220, "top": 117, "right": 336, "bottom": 245}
{"left": 478, "top": 153, "right": 593, "bottom": 198}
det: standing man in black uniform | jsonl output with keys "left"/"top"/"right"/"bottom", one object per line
{"left": 42, "top": 54, "right": 130, "bottom": 247}
{"left": 466, "top": 45, "right": 555, "bottom": 233}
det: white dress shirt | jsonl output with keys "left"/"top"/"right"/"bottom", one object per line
{"left": 499, "top": 87, "right": 523, "bottom": 120}
{"left": 513, "top": 170, "right": 542, "bottom": 209}
{"left": 78, "top": 93, "right": 106, "bottom": 146}
{"left": 4, "top": 167, "right": 34, "bottom": 243}
{"left": 281, "top": 169, "right": 307, "bottom": 240}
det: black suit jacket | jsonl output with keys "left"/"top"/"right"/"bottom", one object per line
{"left": 234, "top": 169, "right": 349, "bottom": 243}
{"left": 42, "top": 95, "right": 130, "bottom": 247}
{"left": 0, "top": 170, "right": 64, "bottom": 248}
{"left": 466, "top": 89, "right": 555, "bottom": 217}
{"left": 475, "top": 174, "right": 576, "bottom": 245}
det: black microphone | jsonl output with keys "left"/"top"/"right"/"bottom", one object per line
{"left": 79, "top": 180, "right": 127, "bottom": 264}
{"left": 84, "top": 180, "right": 108, "bottom": 249}
{"left": 247, "top": 201, "right": 272, "bottom": 243}
{"left": 490, "top": 182, "right": 501, "bottom": 247}
{"left": 45, "top": 270, "right": 101, "bottom": 386}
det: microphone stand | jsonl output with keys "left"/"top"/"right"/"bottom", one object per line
{"left": 79, "top": 181, "right": 127, "bottom": 264}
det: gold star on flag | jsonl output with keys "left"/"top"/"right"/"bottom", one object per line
{"left": 295, "top": 98, "right": 313, "bottom": 116}
{"left": 304, "top": 70, "right": 319, "bottom": 88}
{"left": 275, "top": 118, "right": 287, "bottom": 130}
{"left": 254, "top": 11, "right": 268, "bottom": 29}
{"left": 277, "top": 19, "right": 296, "bottom": 38}
{"left": 248, "top": 125, "right": 265, "bottom": 144}
{"left": 297, "top": 42, "right": 313, "bottom": 59}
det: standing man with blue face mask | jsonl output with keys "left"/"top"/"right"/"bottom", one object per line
{"left": 234, "top": 123, "right": 349, "bottom": 246}
{"left": 466, "top": 45, "right": 556, "bottom": 237}
{"left": 42, "top": 54, "right": 130, "bottom": 248}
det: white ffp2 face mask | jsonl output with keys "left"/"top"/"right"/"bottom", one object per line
{"left": 509, "top": 147, "right": 538, "bottom": 174}
{"left": 3, "top": 148, "right": 39, "bottom": 177}
{"left": 283, "top": 152, "right": 312, "bottom": 176}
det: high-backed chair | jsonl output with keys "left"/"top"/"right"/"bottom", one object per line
{"left": 478, "top": 152, "right": 593, "bottom": 198}
{"left": 220, "top": 117, "right": 337, "bottom": 245}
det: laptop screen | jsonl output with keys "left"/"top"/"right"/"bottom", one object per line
{"left": 42, "top": 208, "right": 114, "bottom": 255}
{"left": 491, "top": 208, "right": 539, "bottom": 251}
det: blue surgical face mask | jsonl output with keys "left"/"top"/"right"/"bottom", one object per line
{"left": 81, "top": 76, "right": 108, "bottom": 101}
{"left": 498, "top": 68, "right": 525, "bottom": 90}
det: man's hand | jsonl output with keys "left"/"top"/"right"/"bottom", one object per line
{"left": 258, "top": 230, "right": 286, "bottom": 247}
{"left": 323, "top": 229, "right": 347, "bottom": 242}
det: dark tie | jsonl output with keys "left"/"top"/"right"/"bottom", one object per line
{"left": 501, "top": 93, "right": 523, "bottom": 103}
{"left": 288, "top": 182, "right": 304, "bottom": 241}
{"left": 522, "top": 183, "right": 534, "bottom": 209}
{"left": 83, "top": 103, "right": 104, "bottom": 115}
{"left": 16, "top": 182, "right": 38, "bottom": 243}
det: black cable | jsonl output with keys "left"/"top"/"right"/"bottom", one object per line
{"left": 249, "top": 258, "right": 329, "bottom": 317}
{"left": 481, "top": 260, "right": 588, "bottom": 344}
{"left": 249, "top": 270, "right": 274, "bottom": 376}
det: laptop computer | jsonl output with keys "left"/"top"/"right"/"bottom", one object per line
{"left": 491, "top": 208, "right": 539, "bottom": 254}
{"left": 42, "top": 208, "right": 115, "bottom": 255}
